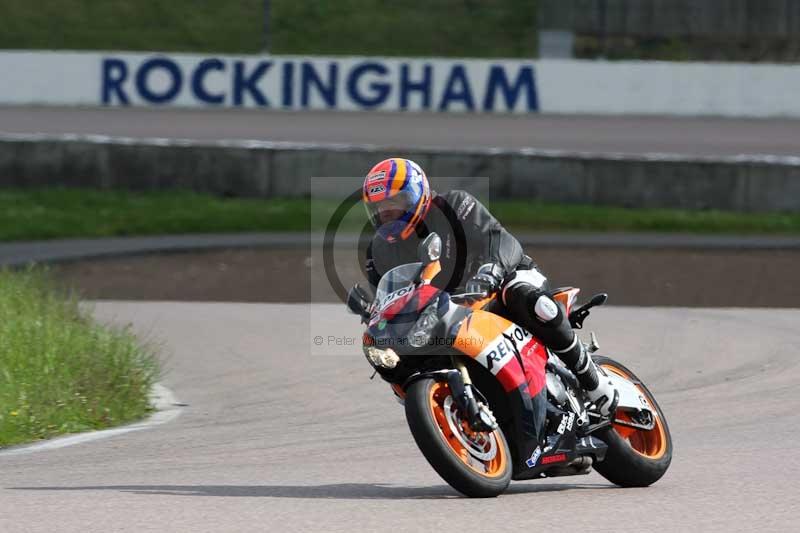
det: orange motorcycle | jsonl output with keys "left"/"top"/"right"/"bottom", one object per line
{"left": 347, "top": 233, "right": 672, "bottom": 497}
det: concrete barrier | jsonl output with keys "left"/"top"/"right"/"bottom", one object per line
{"left": 2, "top": 133, "right": 799, "bottom": 212}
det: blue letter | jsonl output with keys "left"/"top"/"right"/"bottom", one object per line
{"left": 282, "top": 62, "right": 295, "bottom": 108}
{"left": 233, "top": 61, "right": 272, "bottom": 107}
{"left": 400, "top": 63, "right": 432, "bottom": 110}
{"left": 483, "top": 65, "right": 538, "bottom": 112}
{"left": 102, "top": 58, "right": 129, "bottom": 105}
{"left": 191, "top": 58, "right": 225, "bottom": 105}
{"left": 135, "top": 57, "right": 183, "bottom": 104}
{"left": 438, "top": 65, "right": 475, "bottom": 111}
{"left": 301, "top": 62, "right": 338, "bottom": 108}
{"left": 347, "top": 62, "right": 390, "bottom": 108}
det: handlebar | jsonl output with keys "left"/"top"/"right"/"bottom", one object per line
{"left": 449, "top": 291, "right": 488, "bottom": 302}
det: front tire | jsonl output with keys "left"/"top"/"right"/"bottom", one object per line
{"left": 592, "top": 356, "right": 673, "bottom": 487}
{"left": 405, "top": 378, "right": 512, "bottom": 497}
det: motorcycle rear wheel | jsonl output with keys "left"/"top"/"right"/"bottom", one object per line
{"left": 592, "top": 355, "right": 673, "bottom": 487}
{"left": 405, "top": 377, "right": 512, "bottom": 497}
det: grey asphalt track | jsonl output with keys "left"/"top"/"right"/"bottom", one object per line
{"left": 2, "top": 302, "right": 799, "bottom": 532}
{"left": 3, "top": 106, "right": 800, "bottom": 156}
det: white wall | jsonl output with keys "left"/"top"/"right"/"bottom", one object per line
{"left": 1, "top": 51, "right": 798, "bottom": 117}
{"left": 535, "top": 60, "right": 800, "bottom": 117}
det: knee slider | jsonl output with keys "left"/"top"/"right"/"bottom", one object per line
{"left": 533, "top": 295, "right": 559, "bottom": 324}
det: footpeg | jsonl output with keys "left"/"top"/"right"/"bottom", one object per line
{"left": 587, "top": 331, "right": 600, "bottom": 353}
{"left": 584, "top": 363, "right": 619, "bottom": 418}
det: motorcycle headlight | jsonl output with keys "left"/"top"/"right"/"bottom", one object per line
{"left": 408, "top": 304, "right": 439, "bottom": 348}
{"left": 363, "top": 346, "right": 399, "bottom": 369}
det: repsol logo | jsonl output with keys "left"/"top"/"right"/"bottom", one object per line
{"left": 100, "top": 56, "right": 539, "bottom": 112}
{"left": 482, "top": 326, "right": 532, "bottom": 372}
{"left": 376, "top": 285, "right": 414, "bottom": 312}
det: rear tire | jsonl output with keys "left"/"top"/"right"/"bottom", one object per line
{"left": 405, "top": 378, "right": 512, "bottom": 498}
{"left": 592, "top": 356, "right": 672, "bottom": 487}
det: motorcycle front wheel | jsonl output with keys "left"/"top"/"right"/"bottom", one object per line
{"left": 592, "top": 355, "right": 673, "bottom": 487}
{"left": 405, "top": 377, "right": 512, "bottom": 498}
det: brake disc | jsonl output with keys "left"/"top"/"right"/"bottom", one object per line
{"left": 443, "top": 396, "right": 497, "bottom": 461}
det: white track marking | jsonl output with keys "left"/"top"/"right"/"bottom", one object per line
{"left": 0, "top": 383, "right": 183, "bottom": 456}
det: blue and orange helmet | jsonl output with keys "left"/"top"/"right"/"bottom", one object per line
{"left": 363, "top": 158, "right": 431, "bottom": 242}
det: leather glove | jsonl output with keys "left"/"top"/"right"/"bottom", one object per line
{"left": 465, "top": 263, "right": 505, "bottom": 297}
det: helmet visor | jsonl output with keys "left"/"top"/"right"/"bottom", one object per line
{"left": 365, "top": 191, "right": 416, "bottom": 239}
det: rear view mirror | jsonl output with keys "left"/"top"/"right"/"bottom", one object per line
{"left": 418, "top": 233, "right": 442, "bottom": 265}
{"left": 346, "top": 284, "right": 373, "bottom": 322}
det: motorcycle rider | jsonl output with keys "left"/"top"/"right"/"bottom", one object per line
{"left": 361, "top": 157, "right": 619, "bottom": 418}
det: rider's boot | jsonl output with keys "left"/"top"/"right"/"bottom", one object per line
{"left": 552, "top": 332, "right": 619, "bottom": 417}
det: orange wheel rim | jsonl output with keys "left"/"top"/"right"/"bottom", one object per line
{"left": 428, "top": 381, "right": 508, "bottom": 478}
{"left": 601, "top": 364, "right": 668, "bottom": 460}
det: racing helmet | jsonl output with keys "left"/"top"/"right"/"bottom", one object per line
{"left": 363, "top": 158, "right": 431, "bottom": 242}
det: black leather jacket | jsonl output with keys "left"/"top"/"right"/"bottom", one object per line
{"left": 365, "top": 190, "right": 530, "bottom": 293}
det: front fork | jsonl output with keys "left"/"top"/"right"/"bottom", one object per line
{"left": 448, "top": 356, "right": 498, "bottom": 432}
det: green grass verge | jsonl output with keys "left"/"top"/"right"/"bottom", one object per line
{"left": 0, "top": 0, "right": 538, "bottom": 57}
{"left": 0, "top": 268, "right": 160, "bottom": 447}
{"left": 3, "top": 1, "right": 777, "bottom": 62}
{"left": 1, "top": 188, "right": 800, "bottom": 241}
{"left": 272, "top": 0, "right": 538, "bottom": 58}
{"left": 0, "top": 0, "right": 264, "bottom": 54}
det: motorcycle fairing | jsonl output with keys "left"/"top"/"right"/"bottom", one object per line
{"left": 454, "top": 309, "right": 547, "bottom": 395}
{"left": 513, "top": 417, "right": 608, "bottom": 481}
{"left": 453, "top": 309, "right": 551, "bottom": 475}
{"left": 366, "top": 284, "right": 447, "bottom": 351}
{"left": 552, "top": 287, "right": 580, "bottom": 315}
